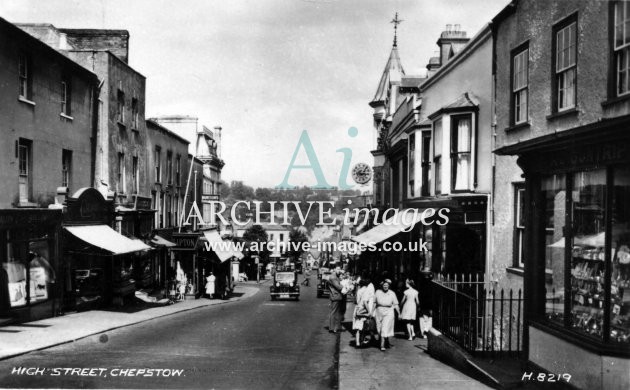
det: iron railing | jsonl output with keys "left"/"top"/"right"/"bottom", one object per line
{"left": 431, "top": 273, "right": 523, "bottom": 356}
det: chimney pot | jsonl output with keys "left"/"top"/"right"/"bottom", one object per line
{"left": 446, "top": 24, "right": 452, "bottom": 32}
{"left": 455, "top": 24, "right": 461, "bottom": 32}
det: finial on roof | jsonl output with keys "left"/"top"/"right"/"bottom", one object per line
{"left": 391, "top": 12, "right": 403, "bottom": 47}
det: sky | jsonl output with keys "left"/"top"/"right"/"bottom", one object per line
{"left": 0, "top": 0, "right": 509, "bottom": 189}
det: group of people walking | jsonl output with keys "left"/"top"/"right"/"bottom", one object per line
{"left": 327, "top": 266, "right": 429, "bottom": 352}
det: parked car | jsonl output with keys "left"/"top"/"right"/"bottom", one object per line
{"left": 316, "top": 268, "right": 332, "bottom": 298}
{"left": 270, "top": 271, "right": 300, "bottom": 300}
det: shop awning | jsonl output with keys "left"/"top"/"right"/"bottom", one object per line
{"left": 351, "top": 209, "right": 425, "bottom": 245}
{"left": 151, "top": 234, "right": 177, "bottom": 248}
{"left": 202, "top": 230, "right": 244, "bottom": 262}
{"left": 64, "top": 225, "right": 152, "bottom": 255}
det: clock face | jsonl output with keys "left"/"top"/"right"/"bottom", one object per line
{"left": 351, "top": 163, "right": 372, "bottom": 185}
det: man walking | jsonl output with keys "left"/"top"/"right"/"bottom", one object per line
{"left": 328, "top": 266, "right": 344, "bottom": 333}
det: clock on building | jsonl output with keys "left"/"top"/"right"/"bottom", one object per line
{"left": 351, "top": 163, "right": 372, "bottom": 185}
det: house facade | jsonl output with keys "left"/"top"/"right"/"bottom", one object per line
{"left": 493, "top": 1, "right": 630, "bottom": 388}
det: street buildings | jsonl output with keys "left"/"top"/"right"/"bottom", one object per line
{"left": 0, "top": 17, "right": 235, "bottom": 322}
{"left": 361, "top": 2, "right": 630, "bottom": 389}
{"left": 493, "top": 1, "right": 630, "bottom": 388}
{"left": 0, "top": 17, "right": 99, "bottom": 321}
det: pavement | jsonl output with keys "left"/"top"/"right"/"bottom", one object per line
{"left": 0, "top": 283, "right": 260, "bottom": 361}
{"left": 338, "top": 302, "right": 492, "bottom": 390}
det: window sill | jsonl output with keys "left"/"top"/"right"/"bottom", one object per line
{"left": 546, "top": 108, "right": 578, "bottom": 121}
{"left": 504, "top": 121, "right": 530, "bottom": 133}
{"left": 15, "top": 201, "right": 39, "bottom": 208}
{"left": 529, "top": 320, "right": 630, "bottom": 358}
{"left": 506, "top": 267, "right": 524, "bottom": 276}
{"left": 601, "top": 94, "right": 630, "bottom": 108}
{"left": 18, "top": 96, "right": 36, "bottom": 106}
{"left": 60, "top": 113, "right": 74, "bottom": 121}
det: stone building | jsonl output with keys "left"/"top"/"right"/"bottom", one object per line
{"left": 493, "top": 1, "right": 630, "bottom": 388}
{"left": 0, "top": 17, "right": 99, "bottom": 321}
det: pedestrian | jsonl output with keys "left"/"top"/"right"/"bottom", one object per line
{"left": 400, "top": 279, "right": 419, "bottom": 340}
{"left": 205, "top": 272, "right": 216, "bottom": 299}
{"left": 327, "top": 266, "right": 344, "bottom": 333}
{"left": 373, "top": 279, "right": 400, "bottom": 351}
{"left": 352, "top": 278, "right": 374, "bottom": 348}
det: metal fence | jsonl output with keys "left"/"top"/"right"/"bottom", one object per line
{"left": 430, "top": 274, "right": 523, "bottom": 356}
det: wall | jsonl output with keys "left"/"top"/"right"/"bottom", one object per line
{"left": 63, "top": 29, "right": 129, "bottom": 63}
{"left": 0, "top": 20, "right": 96, "bottom": 208}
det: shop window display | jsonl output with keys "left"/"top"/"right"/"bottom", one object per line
{"left": 542, "top": 167, "right": 630, "bottom": 345}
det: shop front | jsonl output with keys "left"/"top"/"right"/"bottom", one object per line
{"left": 62, "top": 188, "right": 151, "bottom": 310}
{"left": 0, "top": 209, "right": 61, "bottom": 323}
{"left": 199, "top": 229, "right": 243, "bottom": 298}
{"left": 171, "top": 232, "right": 202, "bottom": 298}
{"left": 496, "top": 118, "right": 630, "bottom": 389}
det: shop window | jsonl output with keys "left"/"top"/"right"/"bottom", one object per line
{"left": 544, "top": 174, "right": 567, "bottom": 325}
{"left": 513, "top": 184, "right": 525, "bottom": 268}
{"left": 60, "top": 78, "right": 71, "bottom": 116}
{"left": 62, "top": 149, "right": 72, "bottom": 190}
{"left": 1, "top": 235, "right": 52, "bottom": 308}
{"left": 421, "top": 132, "right": 432, "bottom": 196}
{"left": 553, "top": 16, "right": 577, "bottom": 112}
{"left": 541, "top": 167, "right": 630, "bottom": 345}
{"left": 433, "top": 119, "right": 442, "bottom": 195}
{"left": 614, "top": 1, "right": 630, "bottom": 96}
{"left": 512, "top": 45, "right": 529, "bottom": 124}
{"left": 451, "top": 115, "right": 472, "bottom": 191}
{"left": 18, "top": 53, "right": 32, "bottom": 101}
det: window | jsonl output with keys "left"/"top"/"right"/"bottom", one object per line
{"left": 155, "top": 147, "right": 161, "bottom": 183}
{"left": 62, "top": 150, "right": 72, "bottom": 189}
{"left": 176, "top": 155, "right": 181, "bottom": 186}
{"left": 554, "top": 18, "right": 577, "bottom": 111}
{"left": 512, "top": 47, "right": 529, "bottom": 124}
{"left": 543, "top": 174, "right": 566, "bottom": 325}
{"left": 131, "top": 98, "right": 139, "bottom": 129}
{"left": 614, "top": 1, "right": 630, "bottom": 96}
{"left": 117, "top": 90, "right": 125, "bottom": 123}
{"left": 18, "top": 139, "right": 32, "bottom": 203}
{"left": 118, "top": 153, "right": 126, "bottom": 193}
{"left": 451, "top": 115, "right": 472, "bottom": 191}
{"left": 514, "top": 184, "right": 525, "bottom": 268}
{"left": 132, "top": 156, "right": 138, "bottom": 194}
{"left": 433, "top": 119, "right": 443, "bottom": 195}
{"left": 409, "top": 133, "right": 415, "bottom": 197}
{"left": 421, "top": 132, "right": 432, "bottom": 196}
{"left": 61, "top": 78, "right": 71, "bottom": 116}
{"left": 167, "top": 152, "right": 173, "bottom": 184}
{"left": 18, "top": 53, "right": 32, "bottom": 100}
{"left": 2, "top": 236, "right": 52, "bottom": 308}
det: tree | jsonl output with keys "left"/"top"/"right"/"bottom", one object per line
{"left": 287, "top": 228, "right": 308, "bottom": 262}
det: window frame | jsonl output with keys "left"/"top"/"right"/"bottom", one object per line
{"left": 551, "top": 14, "right": 578, "bottom": 113}
{"left": 613, "top": 1, "right": 630, "bottom": 97}
{"left": 60, "top": 77, "right": 71, "bottom": 116}
{"left": 18, "top": 53, "right": 32, "bottom": 101}
{"left": 450, "top": 114, "right": 473, "bottom": 192}
{"left": 117, "top": 89, "right": 125, "bottom": 124}
{"left": 433, "top": 118, "right": 443, "bottom": 195}
{"left": 155, "top": 146, "right": 162, "bottom": 184}
{"left": 62, "top": 149, "right": 72, "bottom": 189}
{"left": 118, "top": 152, "right": 126, "bottom": 194}
{"left": 131, "top": 97, "right": 139, "bottom": 129}
{"left": 421, "top": 131, "right": 432, "bottom": 197}
{"left": 166, "top": 151, "right": 173, "bottom": 185}
{"left": 513, "top": 183, "right": 525, "bottom": 269}
{"left": 511, "top": 42, "right": 529, "bottom": 125}
{"left": 131, "top": 156, "right": 138, "bottom": 194}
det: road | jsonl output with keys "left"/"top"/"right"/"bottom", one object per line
{"left": 0, "top": 277, "right": 339, "bottom": 389}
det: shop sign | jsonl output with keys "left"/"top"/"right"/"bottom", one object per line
{"left": 543, "top": 143, "right": 629, "bottom": 171}
{"left": 0, "top": 210, "right": 61, "bottom": 229}
{"left": 65, "top": 188, "right": 113, "bottom": 224}
{"left": 134, "top": 195, "right": 152, "bottom": 210}
{"left": 172, "top": 233, "right": 200, "bottom": 250}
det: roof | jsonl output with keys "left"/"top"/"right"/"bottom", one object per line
{"left": 371, "top": 45, "right": 405, "bottom": 105}
{"left": 0, "top": 18, "right": 98, "bottom": 83}
{"left": 400, "top": 76, "right": 426, "bottom": 89}
{"left": 428, "top": 92, "right": 480, "bottom": 119}
{"left": 146, "top": 119, "right": 190, "bottom": 145}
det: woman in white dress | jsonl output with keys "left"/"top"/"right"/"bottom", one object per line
{"left": 373, "top": 279, "right": 400, "bottom": 351}
{"left": 205, "top": 272, "right": 216, "bottom": 299}
{"left": 400, "top": 279, "right": 419, "bottom": 340}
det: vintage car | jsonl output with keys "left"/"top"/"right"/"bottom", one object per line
{"left": 270, "top": 271, "right": 300, "bottom": 300}
{"left": 316, "top": 268, "right": 332, "bottom": 298}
